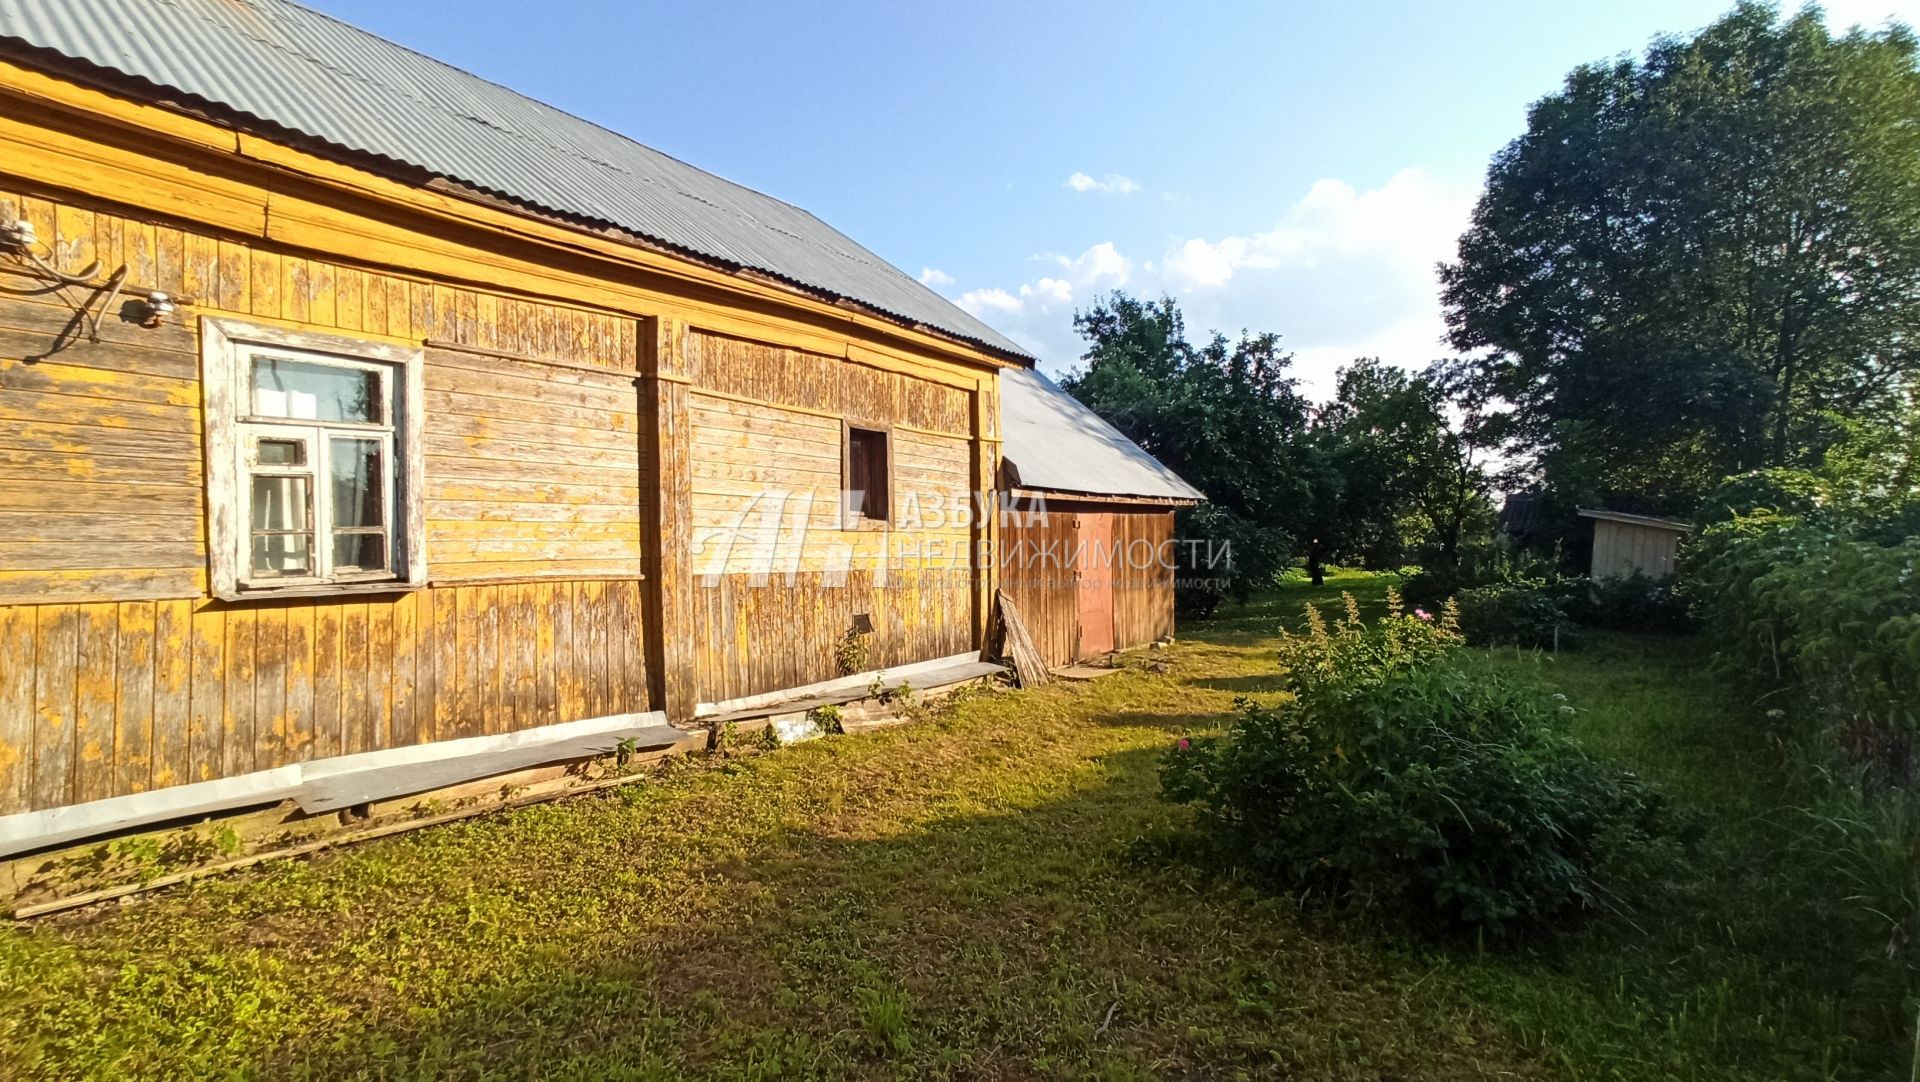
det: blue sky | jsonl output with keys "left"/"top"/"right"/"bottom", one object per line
{"left": 308, "top": 0, "right": 1919, "bottom": 394}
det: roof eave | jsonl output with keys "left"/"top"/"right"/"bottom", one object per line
{"left": 1011, "top": 485, "right": 1202, "bottom": 508}
{"left": 1576, "top": 508, "right": 1694, "bottom": 532}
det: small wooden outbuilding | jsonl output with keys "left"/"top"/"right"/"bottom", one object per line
{"left": 996, "top": 369, "right": 1203, "bottom": 666}
{"left": 1578, "top": 509, "right": 1692, "bottom": 581}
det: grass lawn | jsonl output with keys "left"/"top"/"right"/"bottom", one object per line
{"left": 0, "top": 570, "right": 1893, "bottom": 1080}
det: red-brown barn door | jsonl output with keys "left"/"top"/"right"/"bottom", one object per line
{"left": 1076, "top": 512, "right": 1115, "bottom": 657}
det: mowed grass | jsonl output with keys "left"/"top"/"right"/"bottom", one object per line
{"left": 0, "top": 570, "right": 1890, "bottom": 1080}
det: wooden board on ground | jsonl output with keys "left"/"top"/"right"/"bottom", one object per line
{"left": 4, "top": 730, "right": 708, "bottom": 919}
{"left": 1053, "top": 664, "right": 1123, "bottom": 681}
{"left": 699, "top": 659, "right": 1006, "bottom": 725}
{"left": 295, "top": 721, "right": 692, "bottom": 813}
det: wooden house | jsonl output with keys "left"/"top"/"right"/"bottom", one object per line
{"left": 0, "top": 0, "right": 1030, "bottom": 858}
{"left": 997, "top": 368, "right": 1203, "bottom": 666}
{"left": 1578, "top": 509, "right": 1692, "bottom": 581}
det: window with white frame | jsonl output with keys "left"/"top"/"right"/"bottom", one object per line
{"left": 202, "top": 319, "right": 425, "bottom": 598}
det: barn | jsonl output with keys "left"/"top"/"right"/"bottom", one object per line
{"left": 997, "top": 368, "right": 1204, "bottom": 667}
{"left": 0, "top": 0, "right": 1031, "bottom": 865}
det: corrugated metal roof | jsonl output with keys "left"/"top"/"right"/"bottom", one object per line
{"left": 1000, "top": 367, "right": 1205, "bottom": 503}
{"left": 0, "top": 0, "right": 1030, "bottom": 359}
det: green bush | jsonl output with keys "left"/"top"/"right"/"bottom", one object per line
{"left": 1174, "top": 503, "right": 1294, "bottom": 618}
{"left": 1455, "top": 582, "right": 1575, "bottom": 648}
{"left": 1162, "top": 597, "right": 1677, "bottom": 936}
{"left": 1399, "top": 565, "right": 1472, "bottom": 611}
{"left": 1687, "top": 512, "right": 1920, "bottom": 781}
{"left": 1682, "top": 482, "right": 1920, "bottom": 1020}
{"left": 1404, "top": 546, "right": 1587, "bottom": 647}
{"left": 1570, "top": 572, "right": 1695, "bottom": 633}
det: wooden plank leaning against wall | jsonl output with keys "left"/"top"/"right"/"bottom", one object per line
{"left": 0, "top": 186, "right": 651, "bottom": 817}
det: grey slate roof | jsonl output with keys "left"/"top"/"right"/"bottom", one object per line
{"left": 0, "top": 0, "right": 1029, "bottom": 359}
{"left": 1000, "top": 367, "right": 1205, "bottom": 503}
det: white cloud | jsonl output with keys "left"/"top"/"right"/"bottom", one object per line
{"left": 957, "top": 286, "right": 1022, "bottom": 315}
{"left": 958, "top": 276, "right": 1075, "bottom": 320}
{"left": 1025, "top": 277, "right": 1074, "bottom": 307}
{"left": 918, "top": 266, "right": 955, "bottom": 287}
{"left": 1054, "top": 241, "right": 1133, "bottom": 287}
{"left": 960, "top": 168, "right": 1478, "bottom": 395}
{"left": 1163, "top": 171, "right": 1464, "bottom": 296}
{"left": 1065, "top": 171, "right": 1142, "bottom": 195}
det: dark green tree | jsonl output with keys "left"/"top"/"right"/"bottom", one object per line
{"left": 1062, "top": 294, "right": 1314, "bottom": 610}
{"left": 1302, "top": 358, "right": 1494, "bottom": 584}
{"left": 1441, "top": 3, "right": 1920, "bottom": 513}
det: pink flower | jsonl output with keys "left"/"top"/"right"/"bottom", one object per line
{"left": 1176, "top": 738, "right": 1192, "bottom": 751}
{"left": 1414, "top": 608, "right": 1432, "bottom": 621}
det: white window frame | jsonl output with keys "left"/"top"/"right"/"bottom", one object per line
{"left": 202, "top": 318, "right": 426, "bottom": 600}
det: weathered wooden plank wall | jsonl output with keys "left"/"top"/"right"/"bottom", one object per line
{"left": 998, "top": 501, "right": 1081, "bottom": 668}
{"left": 0, "top": 188, "right": 651, "bottom": 816}
{"left": 684, "top": 331, "right": 979, "bottom": 701}
{"left": 1112, "top": 511, "right": 1176, "bottom": 651}
{"left": 423, "top": 346, "right": 643, "bottom": 581}
{"left": 0, "top": 583, "right": 648, "bottom": 812}
{"left": 689, "top": 568, "right": 973, "bottom": 702}
{"left": 1590, "top": 519, "right": 1682, "bottom": 581}
{"left": 998, "top": 499, "right": 1176, "bottom": 668}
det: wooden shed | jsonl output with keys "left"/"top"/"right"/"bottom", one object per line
{"left": 997, "top": 369, "right": 1203, "bottom": 667}
{"left": 1578, "top": 509, "right": 1692, "bottom": 581}
{"left": 0, "top": 0, "right": 1029, "bottom": 857}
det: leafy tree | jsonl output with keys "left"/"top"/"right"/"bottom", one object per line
{"left": 1062, "top": 294, "right": 1314, "bottom": 609}
{"left": 1302, "top": 358, "right": 1494, "bottom": 583}
{"left": 1302, "top": 360, "right": 1432, "bottom": 576}
{"left": 1441, "top": 3, "right": 1920, "bottom": 514}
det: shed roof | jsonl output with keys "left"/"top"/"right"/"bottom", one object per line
{"left": 0, "top": 0, "right": 1030, "bottom": 361}
{"left": 1000, "top": 367, "right": 1205, "bottom": 504}
{"left": 1576, "top": 508, "right": 1693, "bottom": 533}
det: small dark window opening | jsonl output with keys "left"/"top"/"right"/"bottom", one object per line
{"left": 845, "top": 426, "right": 889, "bottom": 527}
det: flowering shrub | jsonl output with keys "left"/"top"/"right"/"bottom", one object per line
{"left": 1274, "top": 589, "right": 1460, "bottom": 699}
{"left": 1161, "top": 596, "right": 1678, "bottom": 936}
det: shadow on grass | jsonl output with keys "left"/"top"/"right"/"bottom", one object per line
{"left": 244, "top": 746, "right": 1535, "bottom": 1082}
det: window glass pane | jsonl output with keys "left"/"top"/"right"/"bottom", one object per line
{"left": 249, "top": 473, "right": 312, "bottom": 576}
{"left": 332, "top": 532, "right": 387, "bottom": 572}
{"left": 250, "top": 474, "right": 309, "bottom": 532}
{"left": 251, "top": 533, "right": 312, "bottom": 577}
{"left": 255, "top": 437, "right": 305, "bottom": 467}
{"left": 251, "top": 356, "right": 380, "bottom": 423}
{"left": 847, "top": 428, "right": 888, "bottom": 521}
{"left": 846, "top": 433, "right": 869, "bottom": 518}
{"left": 330, "top": 437, "right": 385, "bottom": 529}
